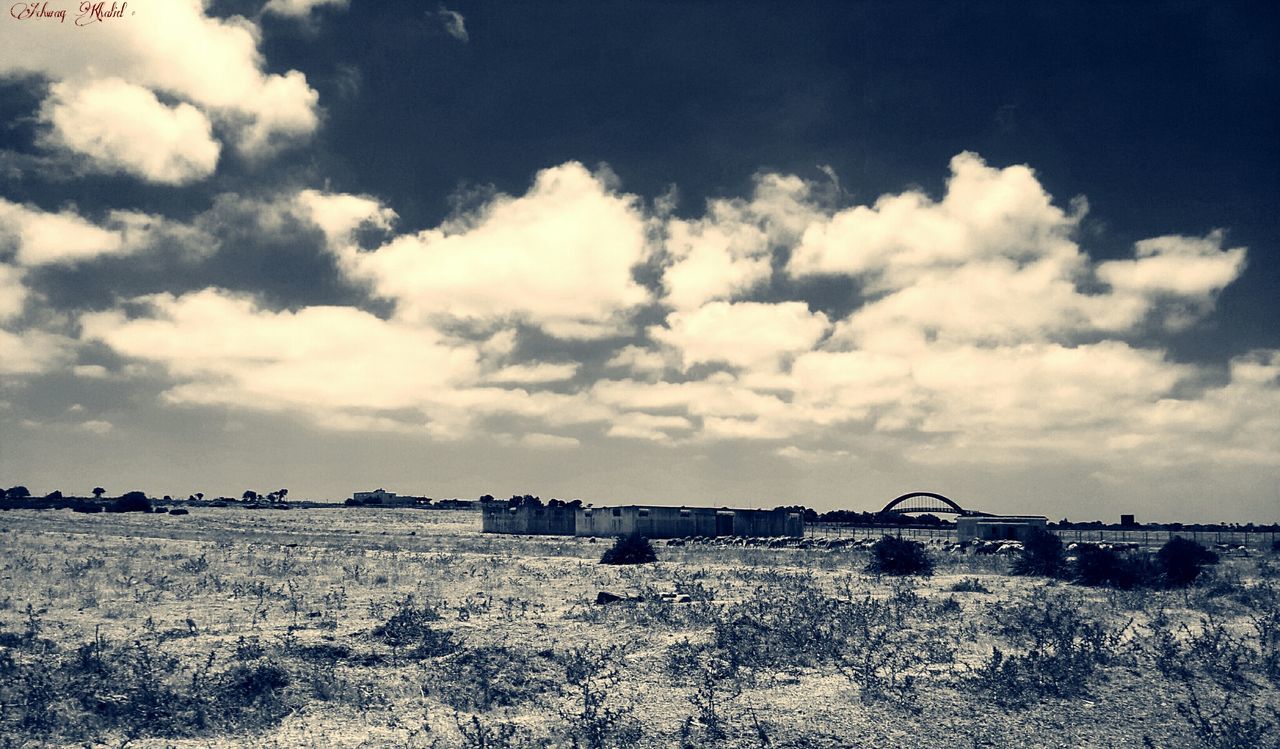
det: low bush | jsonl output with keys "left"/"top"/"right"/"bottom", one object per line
{"left": 372, "top": 596, "right": 457, "bottom": 659}
{"left": 1011, "top": 528, "right": 1066, "bottom": 578}
{"left": 1072, "top": 545, "right": 1153, "bottom": 589}
{"left": 867, "top": 536, "right": 933, "bottom": 576}
{"left": 1157, "top": 537, "right": 1219, "bottom": 587}
{"left": 973, "top": 595, "right": 1128, "bottom": 706}
{"left": 109, "top": 491, "right": 152, "bottom": 513}
{"left": 949, "top": 577, "right": 991, "bottom": 593}
{"left": 600, "top": 534, "right": 657, "bottom": 565}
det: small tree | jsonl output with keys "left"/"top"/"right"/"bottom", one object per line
{"left": 6, "top": 485, "right": 30, "bottom": 499}
{"left": 1156, "top": 537, "right": 1218, "bottom": 587}
{"left": 599, "top": 534, "right": 657, "bottom": 565}
{"left": 242, "top": 490, "right": 258, "bottom": 502}
{"left": 867, "top": 536, "right": 933, "bottom": 576}
{"left": 43, "top": 490, "right": 63, "bottom": 500}
{"left": 92, "top": 487, "right": 106, "bottom": 499}
{"left": 1012, "top": 527, "right": 1066, "bottom": 577}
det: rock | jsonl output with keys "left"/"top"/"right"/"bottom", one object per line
{"left": 596, "top": 591, "right": 637, "bottom": 605}
{"left": 168, "top": 508, "right": 189, "bottom": 515}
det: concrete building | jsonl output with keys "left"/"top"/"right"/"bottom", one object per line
{"left": 349, "top": 489, "right": 430, "bottom": 507}
{"left": 481, "top": 502, "right": 577, "bottom": 535}
{"left": 956, "top": 515, "right": 1048, "bottom": 543}
{"left": 575, "top": 505, "right": 803, "bottom": 539}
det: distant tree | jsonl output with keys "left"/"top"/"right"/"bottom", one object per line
{"left": 277, "top": 489, "right": 288, "bottom": 502}
{"left": 92, "top": 487, "right": 106, "bottom": 499}
{"left": 479, "top": 494, "right": 495, "bottom": 502}
{"left": 44, "top": 490, "right": 63, "bottom": 500}
{"left": 242, "top": 490, "right": 258, "bottom": 501}
{"left": 6, "top": 486, "right": 30, "bottom": 499}
{"left": 195, "top": 492, "right": 204, "bottom": 500}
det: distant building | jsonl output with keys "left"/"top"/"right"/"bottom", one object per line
{"left": 1120, "top": 514, "right": 1137, "bottom": 527}
{"left": 481, "top": 501, "right": 576, "bottom": 535}
{"left": 349, "top": 489, "right": 429, "bottom": 507}
{"left": 353, "top": 488, "right": 397, "bottom": 504}
{"left": 956, "top": 515, "right": 1048, "bottom": 543}
{"left": 577, "top": 505, "right": 803, "bottom": 539}
{"left": 482, "top": 503, "right": 803, "bottom": 538}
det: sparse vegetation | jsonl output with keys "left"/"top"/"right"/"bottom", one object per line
{"left": 0, "top": 507, "right": 1274, "bottom": 747}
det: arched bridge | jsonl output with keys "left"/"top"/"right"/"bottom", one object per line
{"left": 879, "top": 491, "right": 988, "bottom": 517}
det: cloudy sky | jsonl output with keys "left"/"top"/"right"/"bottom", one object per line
{"left": 1, "top": 1, "right": 1277, "bottom": 521}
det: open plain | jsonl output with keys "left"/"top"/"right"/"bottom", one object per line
{"left": 0, "top": 506, "right": 1276, "bottom": 748}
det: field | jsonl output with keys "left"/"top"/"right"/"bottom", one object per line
{"left": 1, "top": 507, "right": 1277, "bottom": 748}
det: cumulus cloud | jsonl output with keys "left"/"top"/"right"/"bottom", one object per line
{"left": 1, "top": 0, "right": 319, "bottom": 165}
{"left": 663, "top": 173, "right": 819, "bottom": 310}
{"left": 0, "top": 199, "right": 121, "bottom": 265}
{"left": 74, "top": 154, "right": 1278, "bottom": 485}
{"left": 0, "top": 328, "right": 73, "bottom": 374}
{"left": 305, "top": 162, "right": 652, "bottom": 339}
{"left": 652, "top": 301, "right": 830, "bottom": 372}
{"left": 40, "top": 78, "right": 220, "bottom": 184}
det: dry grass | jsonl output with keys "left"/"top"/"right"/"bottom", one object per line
{"left": 0, "top": 507, "right": 1276, "bottom": 748}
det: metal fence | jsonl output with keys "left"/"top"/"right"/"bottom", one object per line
{"left": 804, "top": 523, "right": 1279, "bottom": 550}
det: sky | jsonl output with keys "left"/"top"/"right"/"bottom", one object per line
{"left": 1, "top": 1, "right": 1277, "bottom": 521}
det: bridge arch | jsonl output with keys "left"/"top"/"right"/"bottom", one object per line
{"left": 879, "top": 491, "right": 979, "bottom": 517}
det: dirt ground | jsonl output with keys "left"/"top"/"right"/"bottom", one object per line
{"left": 0, "top": 506, "right": 1276, "bottom": 748}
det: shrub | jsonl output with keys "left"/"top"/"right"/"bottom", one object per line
{"left": 600, "top": 534, "right": 657, "bottom": 565}
{"left": 1072, "top": 545, "right": 1152, "bottom": 589}
{"left": 949, "top": 577, "right": 991, "bottom": 593}
{"left": 372, "top": 596, "right": 457, "bottom": 658}
{"left": 1157, "top": 537, "right": 1219, "bottom": 587}
{"left": 867, "top": 536, "right": 933, "bottom": 576}
{"left": 1012, "top": 528, "right": 1066, "bottom": 578}
{"left": 973, "top": 595, "right": 1127, "bottom": 706}
{"left": 109, "top": 491, "right": 152, "bottom": 513}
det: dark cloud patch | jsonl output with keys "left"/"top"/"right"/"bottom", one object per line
{"left": 25, "top": 192, "right": 388, "bottom": 316}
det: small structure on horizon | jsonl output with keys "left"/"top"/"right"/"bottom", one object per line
{"left": 956, "top": 515, "right": 1048, "bottom": 544}
{"left": 482, "top": 502, "right": 804, "bottom": 538}
{"left": 347, "top": 489, "right": 430, "bottom": 507}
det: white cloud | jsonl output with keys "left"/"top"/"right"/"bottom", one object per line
{"left": 1097, "top": 231, "right": 1246, "bottom": 298}
{"left": 40, "top": 78, "right": 220, "bottom": 184}
{"left": 662, "top": 173, "right": 819, "bottom": 310}
{"left": 0, "top": 198, "right": 120, "bottom": 265}
{"left": 263, "top": 0, "right": 350, "bottom": 18}
{"left": 1, "top": 0, "right": 319, "bottom": 159}
{"left": 69, "top": 154, "right": 1278, "bottom": 503}
{"left": 652, "top": 301, "right": 829, "bottom": 372}
{"left": 606, "top": 412, "right": 695, "bottom": 442}
{"left": 0, "top": 264, "right": 26, "bottom": 322}
{"left": 72, "top": 364, "right": 110, "bottom": 379}
{"left": 484, "top": 362, "right": 580, "bottom": 384}
{"left": 79, "top": 420, "right": 114, "bottom": 434}
{"left": 310, "top": 163, "right": 653, "bottom": 339}
{"left": 0, "top": 328, "right": 73, "bottom": 374}
{"left": 437, "top": 7, "right": 469, "bottom": 42}
{"left": 520, "top": 433, "right": 579, "bottom": 449}
{"left": 788, "top": 152, "right": 1079, "bottom": 287}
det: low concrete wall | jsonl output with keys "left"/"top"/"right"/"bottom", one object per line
{"left": 481, "top": 504, "right": 576, "bottom": 535}
{"left": 575, "top": 506, "right": 802, "bottom": 539}
{"left": 956, "top": 515, "right": 1048, "bottom": 543}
